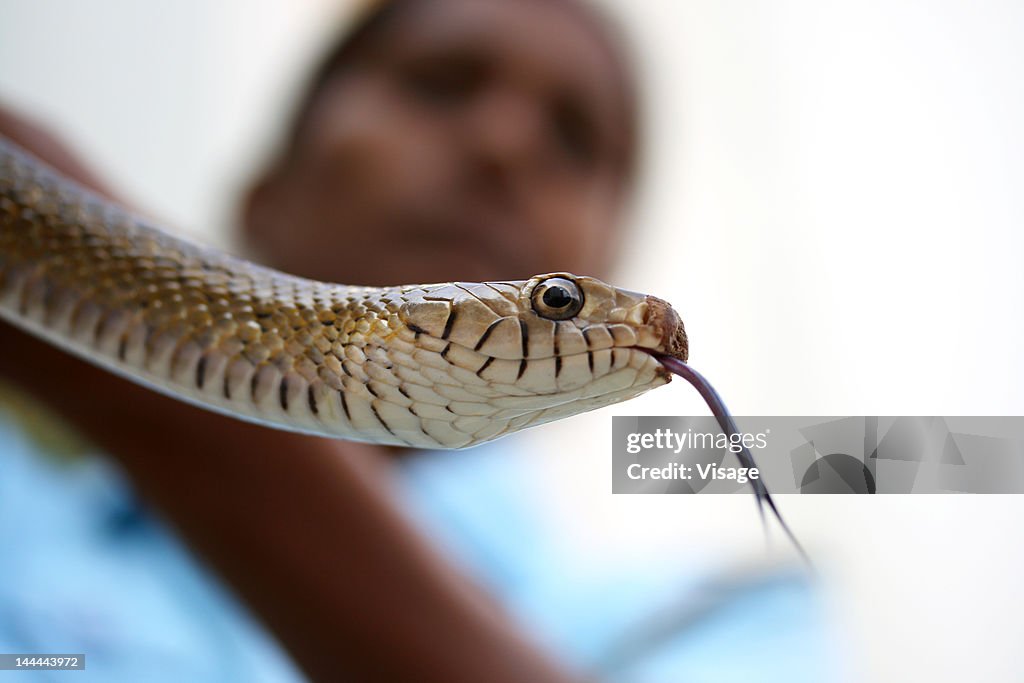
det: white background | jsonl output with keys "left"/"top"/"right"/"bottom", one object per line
{"left": 2, "top": 1, "right": 1022, "bottom": 681}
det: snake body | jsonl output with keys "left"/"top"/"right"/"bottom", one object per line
{"left": 0, "top": 137, "right": 688, "bottom": 449}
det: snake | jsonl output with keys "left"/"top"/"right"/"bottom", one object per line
{"left": 0, "top": 135, "right": 811, "bottom": 563}
{"left": 0, "top": 136, "right": 689, "bottom": 450}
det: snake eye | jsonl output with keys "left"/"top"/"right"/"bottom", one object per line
{"left": 531, "top": 277, "right": 584, "bottom": 320}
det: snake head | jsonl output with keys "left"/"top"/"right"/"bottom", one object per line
{"left": 389, "top": 273, "right": 687, "bottom": 448}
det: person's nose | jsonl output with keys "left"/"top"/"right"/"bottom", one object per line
{"left": 463, "top": 86, "right": 543, "bottom": 179}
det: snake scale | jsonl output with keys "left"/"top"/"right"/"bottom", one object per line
{"left": 0, "top": 137, "right": 688, "bottom": 449}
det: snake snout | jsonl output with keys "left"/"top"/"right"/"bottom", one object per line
{"left": 644, "top": 295, "right": 688, "bottom": 361}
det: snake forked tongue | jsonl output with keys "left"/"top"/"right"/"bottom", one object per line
{"left": 652, "top": 354, "right": 812, "bottom": 567}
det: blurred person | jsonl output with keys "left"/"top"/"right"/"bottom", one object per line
{"left": 0, "top": 0, "right": 827, "bottom": 681}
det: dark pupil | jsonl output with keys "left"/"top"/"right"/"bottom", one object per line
{"left": 542, "top": 285, "right": 573, "bottom": 309}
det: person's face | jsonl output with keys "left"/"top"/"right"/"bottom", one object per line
{"left": 244, "top": 0, "right": 634, "bottom": 286}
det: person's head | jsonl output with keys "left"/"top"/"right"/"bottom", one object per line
{"left": 241, "top": 0, "right": 638, "bottom": 286}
